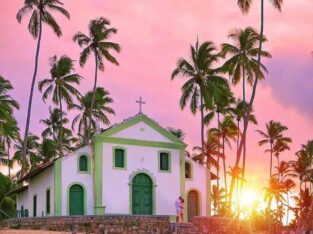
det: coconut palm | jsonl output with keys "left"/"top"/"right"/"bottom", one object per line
{"left": 71, "top": 87, "right": 115, "bottom": 142}
{"left": 172, "top": 39, "right": 228, "bottom": 160}
{"left": 0, "top": 76, "right": 20, "bottom": 177}
{"left": 263, "top": 176, "right": 286, "bottom": 227}
{"left": 16, "top": 0, "right": 70, "bottom": 174}
{"left": 13, "top": 134, "right": 40, "bottom": 177}
{"left": 38, "top": 55, "right": 81, "bottom": 157}
{"left": 282, "top": 178, "right": 296, "bottom": 225}
{"left": 0, "top": 119, "right": 20, "bottom": 178}
{"left": 229, "top": 0, "right": 284, "bottom": 210}
{"left": 40, "top": 107, "right": 71, "bottom": 141}
{"left": 256, "top": 120, "right": 292, "bottom": 177}
{"left": 218, "top": 116, "right": 238, "bottom": 196}
{"left": 270, "top": 139, "right": 291, "bottom": 174}
{"left": 221, "top": 27, "right": 271, "bottom": 102}
{"left": 73, "top": 17, "right": 120, "bottom": 143}
{"left": 39, "top": 138, "right": 58, "bottom": 163}
{"left": 227, "top": 166, "right": 244, "bottom": 216}
{"left": 211, "top": 185, "right": 226, "bottom": 215}
{"left": 192, "top": 129, "right": 222, "bottom": 170}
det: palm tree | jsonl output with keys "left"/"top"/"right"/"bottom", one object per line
{"left": 263, "top": 176, "right": 286, "bottom": 228}
{"left": 230, "top": 99, "right": 257, "bottom": 183}
{"left": 0, "top": 76, "right": 20, "bottom": 177}
{"left": 13, "top": 134, "right": 40, "bottom": 177}
{"left": 40, "top": 107, "right": 71, "bottom": 141}
{"left": 38, "top": 55, "right": 81, "bottom": 157}
{"left": 16, "top": 0, "right": 70, "bottom": 175}
{"left": 73, "top": 17, "right": 120, "bottom": 143}
{"left": 71, "top": 87, "right": 115, "bottom": 142}
{"left": 256, "top": 120, "right": 292, "bottom": 177}
{"left": 229, "top": 0, "right": 284, "bottom": 210}
{"left": 270, "top": 139, "right": 291, "bottom": 174}
{"left": 172, "top": 39, "right": 228, "bottom": 161}
{"left": 227, "top": 166, "right": 244, "bottom": 216}
{"left": 192, "top": 129, "right": 222, "bottom": 171}
{"left": 282, "top": 178, "right": 296, "bottom": 225}
{"left": 218, "top": 116, "right": 238, "bottom": 196}
{"left": 39, "top": 138, "right": 58, "bottom": 163}
{"left": 167, "top": 127, "right": 186, "bottom": 141}
{"left": 211, "top": 185, "right": 226, "bottom": 215}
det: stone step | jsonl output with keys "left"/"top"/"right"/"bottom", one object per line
{"left": 170, "top": 223, "right": 201, "bottom": 234}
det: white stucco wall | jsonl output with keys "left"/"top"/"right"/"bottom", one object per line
{"left": 112, "top": 121, "right": 172, "bottom": 143}
{"left": 185, "top": 158, "right": 209, "bottom": 216}
{"left": 16, "top": 189, "right": 28, "bottom": 212}
{"left": 27, "top": 166, "right": 54, "bottom": 217}
{"left": 60, "top": 145, "right": 94, "bottom": 215}
{"left": 102, "top": 142, "right": 181, "bottom": 215}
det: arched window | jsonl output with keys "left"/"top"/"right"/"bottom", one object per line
{"left": 185, "top": 162, "right": 192, "bottom": 179}
{"left": 79, "top": 155, "right": 88, "bottom": 172}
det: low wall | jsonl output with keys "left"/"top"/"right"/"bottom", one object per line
{"left": 0, "top": 215, "right": 170, "bottom": 233}
{"left": 193, "top": 216, "right": 252, "bottom": 234}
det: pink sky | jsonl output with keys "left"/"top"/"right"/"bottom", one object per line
{"left": 0, "top": 0, "right": 312, "bottom": 187}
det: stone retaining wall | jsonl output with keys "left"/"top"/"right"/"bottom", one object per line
{"left": 0, "top": 215, "right": 170, "bottom": 234}
{"left": 192, "top": 216, "right": 252, "bottom": 234}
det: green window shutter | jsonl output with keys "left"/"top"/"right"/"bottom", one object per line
{"left": 115, "top": 149, "right": 125, "bottom": 168}
{"left": 160, "top": 153, "right": 169, "bottom": 171}
{"left": 79, "top": 156, "right": 88, "bottom": 171}
{"left": 46, "top": 189, "right": 50, "bottom": 214}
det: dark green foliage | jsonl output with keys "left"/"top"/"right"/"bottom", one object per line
{"left": 0, "top": 197, "right": 16, "bottom": 219}
{"left": 0, "top": 173, "right": 11, "bottom": 201}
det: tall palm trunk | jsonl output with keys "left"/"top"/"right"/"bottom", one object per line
{"left": 217, "top": 111, "right": 220, "bottom": 191}
{"left": 222, "top": 137, "right": 227, "bottom": 201}
{"left": 239, "top": 66, "right": 247, "bottom": 211}
{"left": 229, "top": 0, "right": 265, "bottom": 209}
{"left": 21, "top": 18, "right": 42, "bottom": 176}
{"left": 7, "top": 141, "right": 10, "bottom": 178}
{"left": 270, "top": 142, "right": 273, "bottom": 177}
{"left": 200, "top": 90, "right": 205, "bottom": 164}
{"left": 286, "top": 191, "right": 290, "bottom": 225}
{"left": 86, "top": 53, "right": 99, "bottom": 143}
{"left": 58, "top": 89, "right": 63, "bottom": 158}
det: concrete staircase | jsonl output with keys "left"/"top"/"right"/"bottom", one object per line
{"left": 170, "top": 223, "right": 201, "bottom": 234}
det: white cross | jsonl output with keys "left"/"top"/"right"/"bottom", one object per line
{"left": 136, "top": 97, "right": 146, "bottom": 114}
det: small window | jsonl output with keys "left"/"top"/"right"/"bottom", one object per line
{"left": 79, "top": 155, "right": 88, "bottom": 172}
{"left": 159, "top": 152, "right": 170, "bottom": 172}
{"left": 46, "top": 189, "right": 50, "bottom": 214}
{"left": 114, "top": 149, "right": 125, "bottom": 168}
{"left": 33, "top": 195, "right": 37, "bottom": 217}
{"left": 185, "top": 162, "right": 192, "bottom": 179}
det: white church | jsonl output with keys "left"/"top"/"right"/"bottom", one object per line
{"left": 14, "top": 104, "right": 213, "bottom": 222}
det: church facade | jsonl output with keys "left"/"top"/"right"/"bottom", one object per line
{"left": 16, "top": 114, "right": 212, "bottom": 221}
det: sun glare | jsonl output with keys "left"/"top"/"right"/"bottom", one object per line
{"left": 241, "top": 189, "right": 258, "bottom": 207}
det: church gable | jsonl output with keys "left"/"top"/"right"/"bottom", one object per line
{"left": 97, "top": 114, "right": 185, "bottom": 145}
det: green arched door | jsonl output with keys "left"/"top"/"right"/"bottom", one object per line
{"left": 69, "top": 184, "right": 84, "bottom": 215}
{"left": 187, "top": 190, "right": 199, "bottom": 222}
{"left": 132, "top": 173, "right": 153, "bottom": 215}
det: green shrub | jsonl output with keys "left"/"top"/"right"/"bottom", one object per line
{"left": 0, "top": 196, "right": 16, "bottom": 219}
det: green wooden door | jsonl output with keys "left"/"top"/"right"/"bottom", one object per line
{"left": 187, "top": 190, "right": 199, "bottom": 222}
{"left": 132, "top": 173, "right": 153, "bottom": 215}
{"left": 69, "top": 184, "right": 84, "bottom": 215}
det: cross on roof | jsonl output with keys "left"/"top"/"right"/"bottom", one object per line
{"left": 136, "top": 97, "right": 146, "bottom": 114}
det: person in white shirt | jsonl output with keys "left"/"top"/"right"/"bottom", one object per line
{"left": 175, "top": 196, "right": 182, "bottom": 223}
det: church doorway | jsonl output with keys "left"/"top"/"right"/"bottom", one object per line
{"left": 187, "top": 190, "right": 199, "bottom": 222}
{"left": 132, "top": 173, "right": 153, "bottom": 215}
{"left": 69, "top": 184, "right": 84, "bottom": 215}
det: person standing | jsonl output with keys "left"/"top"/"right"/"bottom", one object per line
{"left": 175, "top": 196, "right": 182, "bottom": 223}
{"left": 180, "top": 198, "right": 185, "bottom": 222}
